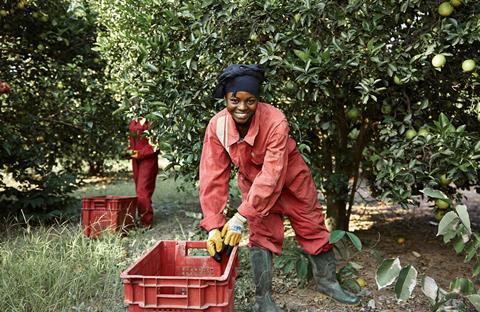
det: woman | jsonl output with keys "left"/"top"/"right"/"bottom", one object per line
{"left": 127, "top": 116, "right": 158, "bottom": 228}
{"left": 199, "top": 64, "right": 359, "bottom": 310}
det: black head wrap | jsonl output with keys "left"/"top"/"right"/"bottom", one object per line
{"left": 213, "top": 64, "right": 265, "bottom": 99}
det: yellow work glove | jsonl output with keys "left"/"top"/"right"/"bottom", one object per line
{"left": 207, "top": 229, "right": 223, "bottom": 259}
{"left": 130, "top": 150, "right": 139, "bottom": 159}
{"left": 221, "top": 213, "right": 247, "bottom": 247}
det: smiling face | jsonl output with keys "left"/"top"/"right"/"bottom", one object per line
{"left": 225, "top": 91, "right": 258, "bottom": 125}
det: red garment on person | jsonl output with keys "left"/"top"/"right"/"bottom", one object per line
{"left": 129, "top": 119, "right": 158, "bottom": 227}
{"left": 199, "top": 103, "right": 332, "bottom": 255}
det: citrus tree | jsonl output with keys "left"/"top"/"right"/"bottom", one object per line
{"left": 0, "top": 0, "right": 125, "bottom": 217}
{"left": 92, "top": 0, "right": 479, "bottom": 229}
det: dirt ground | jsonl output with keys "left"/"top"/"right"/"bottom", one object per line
{"left": 139, "top": 186, "right": 479, "bottom": 312}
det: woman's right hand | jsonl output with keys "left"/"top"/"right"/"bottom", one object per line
{"left": 207, "top": 229, "right": 223, "bottom": 261}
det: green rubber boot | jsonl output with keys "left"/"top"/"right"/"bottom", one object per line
{"left": 309, "top": 250, "right": 360, "bottom": 305}
{"left": 250, "top": 247, "right": 283, "bottom": 312}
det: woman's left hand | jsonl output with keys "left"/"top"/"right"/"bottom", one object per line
{"left": 221, "top": 213, "right": 247, "bottom": 247}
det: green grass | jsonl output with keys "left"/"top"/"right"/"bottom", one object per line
{"left": 0, "top": 176, "right": 256, "bottom": 311}
{"left": 0, "top": 223, "right": 128, "bottom": 312}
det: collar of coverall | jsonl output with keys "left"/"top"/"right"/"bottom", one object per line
{"left": 225, "top": 102, "right": 261, "bottom": 147}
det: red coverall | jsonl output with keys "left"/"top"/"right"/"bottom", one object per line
{"left": 199, "top": 103, "right": 332, "bottom": 255}
{"left": 129, "top": 119, "right": 158, "bottom": 227}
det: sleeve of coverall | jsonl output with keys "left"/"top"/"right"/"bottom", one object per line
{"left": 237, "top": 120, "right": 289, "bottom": 219}
{"left": 137, "top": 138, "right": 157, "bottom": 159}
{"left": 199, "top": 120, "right": 231, "bottom": 231}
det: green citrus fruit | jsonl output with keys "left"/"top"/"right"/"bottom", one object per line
{"left": 432, "top": 54, "right": 446, "bottom": 68}
{"left": 462, "top": 59, "right": 476, "bottom": 72}
{"left": 435, "top": 210, "right": 446, "bottom": 221}
{"left": 439, "top": 174, "right": 451, "bottom": 186}
{"left": 394, "top": 75, "right": 403, "bottom": 85}
{"left": 381, "top": 104, "right": 392, "bottom": 115}
{"left": 436, "top": 199, "right": 450, "bottom": 209}
{"left": 405, "top": 129, "right": 417, "bottom": 140}
{"left": 450, "top": 0, "right": 462, "bottom": 7}
{"left": 0, "top": 9, "right": 8, "bottom": 17}
{"left": 418, "top": 128, "right": 429, "bottom": 137}
{"left": 438, "top": 2, "right": 454, "bottom": 16}
{"left": 347, "top": 107, "right": 360, "bottom": 121}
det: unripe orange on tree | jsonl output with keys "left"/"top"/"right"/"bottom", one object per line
{"left": 436, "top": 199, "right": 450, "bottom": 209}
{"left": 347, "top": 107, "right": 360, "bottom": 121}
{"left": 0, "top": 9, "right": 8, "bottom": 17}
{"left": 435, "top": 210, "right": 446, "bottom": 221}
{"left": 393, "top": 75, "right": 403, "bottom": 85}
{"left": 405, "top": 129, "right": 417, "bottom": 140}
{"left": 462, "top": 59, "right": 476, "bottom": 72}
{"left": 418, "top": 127, "right": 429, "bottom": 137}
{"left": 381, "top": 104, "right": 392, "bottom": 115}
{"left": 432, "top": 54, "right": 446, "bottom": 68}
{"left": 450, "top": 0, "right": 462, "bottom": 7}
{"left": 439, "top": 174, "right": 451, "bottom": 186}
{"left": 438, "top": 2, "right": 454, "bottom": 17}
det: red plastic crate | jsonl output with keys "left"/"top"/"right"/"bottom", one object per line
{"left": 121, "top": 240, "right": 239, "bottom": 311}
{"left": 82, "top": 195, "right": 137, "bottom": 237}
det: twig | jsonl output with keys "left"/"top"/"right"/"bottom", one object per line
{"left": 175, "top": 215, "right": 187, "bottom": 240}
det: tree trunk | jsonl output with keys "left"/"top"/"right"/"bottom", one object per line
{"left": 326, "top": 198, "right": 349, "bottom": 231}
{"left": 88, "top": 160, "right": 104, "bottom": 176}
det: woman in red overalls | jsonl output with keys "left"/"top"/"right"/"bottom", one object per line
{"left": 199, "top": 65, "right": 359, "bottom": 311}
{"left": 128, "top": 118, "right": 158, "bottom": 228}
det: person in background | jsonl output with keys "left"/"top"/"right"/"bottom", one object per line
{"left": 127, "top": 99, "right": 159, "bottom": 228}
{"left": 199, "top": 64, "right": 359, "bottom": 311}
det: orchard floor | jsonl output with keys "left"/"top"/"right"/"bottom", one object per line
{"left": 140, "top": 184, "right": 479, "bottom": 312}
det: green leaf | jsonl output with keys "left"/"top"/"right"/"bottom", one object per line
{"left": 296, "top": 258, "right": 310, "bottom": 280}
{"left": 449, "top": 278, "right": 475, "bottom": 295}
{"left": 455, "top": 205, "right": 471, "bottom": 234}
{"left": 454, "top": 238, "right": 465, "bottom": 254}
{"left": 421, "top": 188, "right": 448, "bottom": 200}
{"left": 465, "top": 241, "right": 477, "bottom": 263}
{"left": 472, "top": 259, "right": 480, "bottom": 277}
{"left": 437, "top": 211, "right": 459, "bottom": 236}
{"left": 394, "top": 265, "right": 418, "bottom": 301}
{"left": 421, "top": 276, "right": 439, "bottom": 303}
{"left": 467, "top": 294, "right": 480, "bottom": 310}
{"left": 293, "top": 49, "right": 310, "bottom": 62}
{"left": 329, "top": 230, "right": 346, "bottom": 244}
{"left": 376, "top": 258, "right": 401, "bottom": 289}
{"left": 346, "top": 232, "right": 362, "bottom": 251}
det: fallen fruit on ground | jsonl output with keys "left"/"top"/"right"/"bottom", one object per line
{"left": 356, "top": 277, "right": 367, "bottom": 288}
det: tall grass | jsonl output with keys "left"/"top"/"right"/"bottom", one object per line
{"left": 0, "top": 223, "right": 128, "bottom": 312}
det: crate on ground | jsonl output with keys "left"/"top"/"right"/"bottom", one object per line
{"left": 121, "top": 240, "right": 239, "bottom": 312}
{"left": 82, "top": 195, "right": 137, "bottom": 237}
